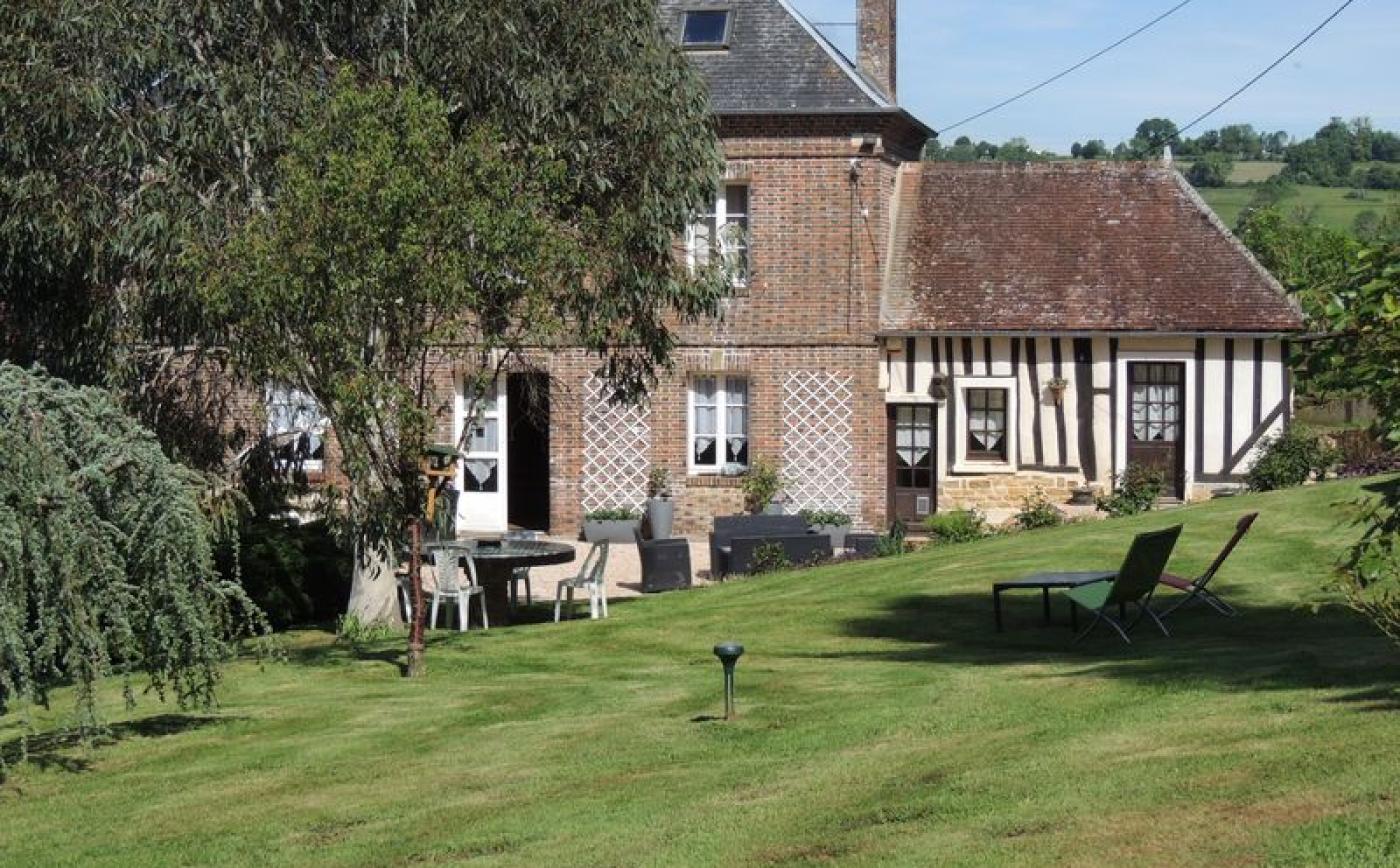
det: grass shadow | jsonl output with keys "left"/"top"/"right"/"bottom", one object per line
{"left": 834, "top": 589, "right": 1400, "bottom": 706}
{"left": 1, "top": 713, "right": 233, "bottom": 777}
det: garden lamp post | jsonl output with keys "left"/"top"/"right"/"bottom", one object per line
{"left": 713, "top": 642, "right": 745, "bottom": 720}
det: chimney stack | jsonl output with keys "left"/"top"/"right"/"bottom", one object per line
{"left": 857, "top": 0, "right": 897, "bottom": 101}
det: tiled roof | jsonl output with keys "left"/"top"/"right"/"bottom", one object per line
{"left": 882, "top": 162, "right": 1305, "bottom": 334}
{"left": 656, "top": 0, "right": 891, "bottom": 114}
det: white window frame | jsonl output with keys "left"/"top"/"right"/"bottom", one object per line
{"left": 263, "top": 383, "right": 329, "bottom": 472}
{"left": 952, "top": 375, "right": 1018, "bottom": 474}
{"left": 688, "top": 375, "right": 749, "bottom": 475}
{"left": 687, "top": 183, "right": 749, "bottom": 289}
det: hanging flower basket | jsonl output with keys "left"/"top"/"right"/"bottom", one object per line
{"left": 1046, "top": 376, "right": 1069, "bottom": 405}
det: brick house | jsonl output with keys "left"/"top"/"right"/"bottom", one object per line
{"left": 264, "top": 0, "right": 1304, "bottom": 534}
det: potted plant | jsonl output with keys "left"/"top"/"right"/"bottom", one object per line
{"left": 801, "top": 508, "right": 853, "bottom": 550}
{"left": 645, "top": 466, "right": 675, "bottom": 540}
{"left": 1046, "top": 376, "right": 1069, "bottom": 405}
{"left": 742, "top": 458, "right": 783, "bottom": 514}
{"left": 582, "top": 507, "right": 642, "bottom": 543}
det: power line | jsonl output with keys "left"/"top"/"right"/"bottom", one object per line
{"left": 936, "top": 0, "right": 1199, "bottom": 136}
{"left": 1173, "top": 0, "right": 1361, "bottom": 138}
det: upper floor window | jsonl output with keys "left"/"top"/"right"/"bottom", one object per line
{"left": 688, "top": 183, "right": 749, "bottom": 288}
{"left": 265, "top": 384, "right": 328, "bottom": 470}
{"left": 690, "top": 375, "right": 749, "bottom": 473}
{"left": 681, "top": 10, "right": 732, "bottom": 49}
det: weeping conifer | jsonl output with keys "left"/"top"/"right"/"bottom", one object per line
{"left": 0, "top": 363, "right": 264, "bottom": 735}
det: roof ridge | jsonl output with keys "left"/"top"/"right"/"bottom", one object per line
{"left": 772, "top": 0, "right": 893, "bottom": 109}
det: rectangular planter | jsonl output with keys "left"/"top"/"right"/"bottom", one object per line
{"left": 582, "top": 519, "right": 641, "bottom": 544}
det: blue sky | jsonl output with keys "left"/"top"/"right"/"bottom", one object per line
{"left": 790, "top": 0, "right": 1397, "bottom": 152}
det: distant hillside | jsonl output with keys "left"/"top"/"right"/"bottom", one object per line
{"left": 1182, "top": 161, "right": 1400, "bottom": 236}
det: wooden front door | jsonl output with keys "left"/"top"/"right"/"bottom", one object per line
{"left": 1127, "top": 362, "right": 1186, "bottom": 499}
{"left": 887, "top": 404, "right": 936, "bottom": 524}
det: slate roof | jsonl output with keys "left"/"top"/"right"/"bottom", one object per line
{"left": 881, "top": 162, "right": 1305, "bottom": 334}
{"left": 656, "top": 0, "right": 893, "bottom": 114}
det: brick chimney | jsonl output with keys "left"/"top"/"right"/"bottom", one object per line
{"left": 857, "top": 0, "right": 896, "bottom": 101}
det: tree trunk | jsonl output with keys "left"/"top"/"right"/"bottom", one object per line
{"left": 346, "top": 535, "right": 402, "bottom": 626}
{"left": 405, "top": 517, "right": 426, "bottom": 678}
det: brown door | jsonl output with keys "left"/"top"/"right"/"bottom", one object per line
{"left": 887, "top": 404, "right": 936, "bottom": 524}
{"left": 1127, "top": 362, "right": 1186, "bottom": 499}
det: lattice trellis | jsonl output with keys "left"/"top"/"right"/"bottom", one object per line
{"left": 782, "top": 372, "right": 856, "bottom": 517}
{"left": 580, "top": 377, "right": 651, "bottom": 514}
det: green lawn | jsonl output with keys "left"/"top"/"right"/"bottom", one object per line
{"left": 4, "top": 478, "right": 1399, "bottom": 866}
{"left": 1198, "top": 184, "right": 1400, "bottom": 235}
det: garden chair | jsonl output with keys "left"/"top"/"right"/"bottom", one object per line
{"left": 1157, "top": 513, "right": 1257, "bottom": 619}
{"left": 505, "top": 529, "right": 541, "bottom": 610}
{"left": 429, "top": 544, "right": 488, "bottom": 632}
{"left": 1066, "top": 525, "right": 1183, "bottom": 644}
{"left": 554, "top": 541, "right": 610, "bottom": 622}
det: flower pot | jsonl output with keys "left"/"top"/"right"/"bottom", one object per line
{"left": 582, "top": 519, "right": 641, "bottom": 543}
{"left": 1048, "top": 385, "right": 1067, "bottom": 405}
{"left": 645, "top": 497, "right": 675, "bottom": 540}
{"left": 810, "top": 523, "right": 852, "bottom": 550}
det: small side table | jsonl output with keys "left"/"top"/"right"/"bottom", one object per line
{"left": 993, "top": 571, "right": 1116, "bottom": 631}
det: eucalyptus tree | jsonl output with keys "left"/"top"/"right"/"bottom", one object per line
{"left": 3, "top": 1, "right": 726, "bottom": 653}
{"left": 0, "top": 364, "right": 264, "bottom": 749}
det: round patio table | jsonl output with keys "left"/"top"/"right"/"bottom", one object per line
{"left": 426, "top": 540, "right": 575, "bottom": 623}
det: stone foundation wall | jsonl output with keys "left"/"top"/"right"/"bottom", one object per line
{"left": 938, "top": 471, "right": 1087, "bottom": 514}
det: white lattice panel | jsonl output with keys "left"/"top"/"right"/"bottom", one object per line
{"left": 782, "top": 372, "right": 856, "bottom": 517}
{"left": 580, "top": 377, "right": 651, "bottom": 514}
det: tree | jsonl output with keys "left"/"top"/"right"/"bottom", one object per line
{"left": 1131, "top": 118, "right": 1179, "bottom": 156}
{"left": 200, "top": 70, "right": 724, "bottom": 676}
{"left": 0, "top": 363, "right": 263, "bottom": 743}
{"left": 1079, "top": 139, "right": 1107, "bottom": 160}
{"left": 1, "top": 0, "right": 724, "bottom": 451}
{"left": 1218, "top": 124, "right": 1261, "bottom": 159}
{"left": 1185, "top": 153, "right": 1234, "bottom": 188}
{"left": 1312, "top": 240, "right": 1400, "bottom": 649}
{"left": 4, "top": 1, "right": 725, "bottom": 639}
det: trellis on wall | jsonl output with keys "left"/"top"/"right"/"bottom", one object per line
{"left": 782, "top": 371, "right": 856, "bottom": 517}
{"left": 580, "top": 376, "right": 651, "bottom": 514}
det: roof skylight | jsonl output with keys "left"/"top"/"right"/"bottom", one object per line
{"left": 681, "top": 10, "right": 732, "bottom": 49}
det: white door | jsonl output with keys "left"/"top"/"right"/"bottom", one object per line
{"left": 456, "top": 378, "right": 508, "bottom": 533}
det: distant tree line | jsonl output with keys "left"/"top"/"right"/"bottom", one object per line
{"left": 927, "top": 115, "right": 1400, "bottom": 192}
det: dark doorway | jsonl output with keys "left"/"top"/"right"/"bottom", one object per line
{"left": 1127, "top": 362, "right": 1186, "bottom": 499}
{"left": 887, "top": 404, "right": 936, "bottom": 524}
{"left": 508, "top": 373, "right": 551, "bottom": 531}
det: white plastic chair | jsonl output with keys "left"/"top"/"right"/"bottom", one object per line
{"left": 554, "top": 541, "right": 610, "bottom": 622}
{"left": 430, "top": 544, "right": 488, "bottom": 632}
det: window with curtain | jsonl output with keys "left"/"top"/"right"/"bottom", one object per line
{"left": 687, "top": 184, "right": 749, "bottom": 288}
{"left": 690, "top": 375, "right": 748, "bottom": 472}
{"left": 965, "top": 387, "right": 1008, "bottom": 461}
{"left": 264, "top": 384, "right": 328, "bottom": 469}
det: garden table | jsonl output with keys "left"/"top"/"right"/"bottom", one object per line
{"left": 992, "top": 571, "right": 1116, "bottom": 632}
{"left": 426, "top": 540, "right": 575, "bottom": 624}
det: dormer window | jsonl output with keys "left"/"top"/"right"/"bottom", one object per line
{"left": 681, "top": 9, "right": 732, "bottom": 49}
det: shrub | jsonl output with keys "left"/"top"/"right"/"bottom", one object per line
{"left": 749, "top": 541, "right": 792, "bottom": 574}
{"left": 231, "top": 517, "right": 351, "bottom": 630}
{"left": 800, "top": 508, "right": 852, "bottom": 527}
{"left": 646, "top": 466, "right": 672, "bottom": 498}
{"left": 584, "top": 507, "right": 640, "bottom": 521}
{"left": 1096, "top": 465, "right": 1164, "bottom": 516}
{"left": 743, "top": 458, "right": 783, "bottom": 514}
{"left": 1246, "top": 426, "right": 1338, "bottom": 492}
{"left": 1014, "top": 489, "right": 1065, "bottom": 530}
{"left": 923, "top": 509, "right": 988, "bottom": 544}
